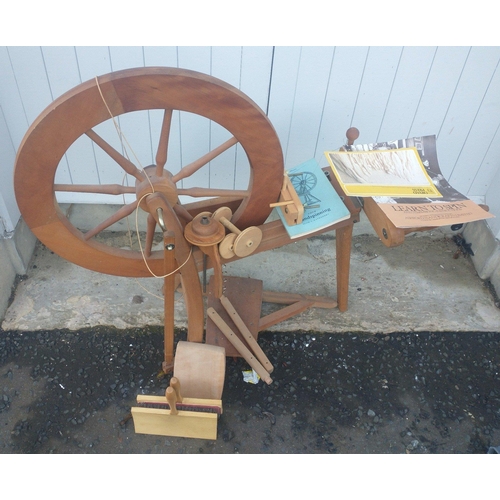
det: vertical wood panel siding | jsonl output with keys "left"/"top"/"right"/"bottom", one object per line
{"left": 0, "top": 106, "right": 18, "bottom": 231}
{"left": 1, "top": 46, "right": 500, "bottom": 236}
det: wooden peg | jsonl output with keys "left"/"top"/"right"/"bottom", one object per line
{"left": 346, "top": 127, "right": 359, "bottom": 146}
{"left": 170, "top": 377, "right": 183, "bottom": 403}
{"left": 165, "top": 386, "right": 178, "bottom": 415}
{"left": 270, "top": 174, "right": 304, "bottom": 226}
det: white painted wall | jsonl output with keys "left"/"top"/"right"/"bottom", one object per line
{"left": 1, "top": 46, "right": 500, "bottom": 237}
{"left": 0, "top": 105, "right": 18, "bottom": 233}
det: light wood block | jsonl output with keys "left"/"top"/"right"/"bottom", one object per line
{"left": 132, "top": 395, "right": 222, "bottom": 440}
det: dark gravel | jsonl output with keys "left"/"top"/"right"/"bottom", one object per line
{"left": 1, "top": 326, "right": 499, "bottom": 454}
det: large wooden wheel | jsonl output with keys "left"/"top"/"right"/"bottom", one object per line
{"left": 14, "top": 67, "right": 284, "bottom": 277}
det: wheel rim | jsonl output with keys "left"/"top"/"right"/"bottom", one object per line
{"left": 14, "top": 67, "right": 284, "bottom": 277}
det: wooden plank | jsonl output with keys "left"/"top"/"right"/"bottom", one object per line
{"left": 176, "top": 47, "right": 211, "bottom": 191}
{"left": 131, "top": 406, "right": 218, "bottom": 440}
{"left": 43, "top": 47, "right": 101, "bottom": 187}
{"left": 210, "top": 46, "right": 242, "bottom": 191}
{"left": 485, "top": 167, "right": 500, "bottom": 238}
{"left": 234, "top": 46, "right": 274, "bottom": 191}
{"left": 136, "top": 394, "right": 222, "bottom": 408}
{"left": 350, "top": 46, "right": 403, "bottom": 142}
{"left": 206, "top": 276, "right": 263, "bottom": 357}
{"left": 7, "top": 46, "right": 74, "bottom": 186}
{"left": 408, "top": 46, "right": 471, "bottom": 138}
{"left": 267, "top": 46, "right": 302, "bottom": 162}
{"left": 240, "top": 46, "right": 274, "bottom": 111}
{"left": 143, "top": 46, "right": 179, "bottom": 67}
{"left": 362, "top": 197, "right": 406, "bottom": 248}
{"left": 7, "top": 46, "right": 53, "bottom": 123}
{"left": 261, "top": 290, "right": 336, "bottom": 308}
{"left": 0, "top": 47, "right": 29, "bottom": 149}
{"left": 448, "top": 48, "right": 500, "bottom": 194}
{"left": 4, "top": 44, "right": 500, "bottom": 214}
{"left": 439, "top": 47, "right": 500, "bottom": 182}
{"left": 284, "top": 46, "right": 336, "bottom": 168}
{"left": 0, "top": 109, "right": 19, "bottom": 231}
{"left": 258, "top": 300, "right": 314, "bottom": 332}
{"left": 377, "top": 46, "right": 437, "bottom": 141}
{"left": 316, "top": 46, "right": 369, "bottom": 155}
{"left": 108, "top": 47, "right": 153, "bottom": 171}
{"left": 73, "top": 47, "right": 124, "bottom": 191}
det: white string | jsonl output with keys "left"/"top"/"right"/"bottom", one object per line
{"left": 94, "top": 76, "right": 155, "bottom": 193}
{"left": 94, "top": 75, "right": 192, "bottom": 288}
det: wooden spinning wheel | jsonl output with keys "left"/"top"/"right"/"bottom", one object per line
{"left": 14, "top": 67, "right": 284, "bottom": 278}
{"left": 13, "top": 65, "right": 359, "bottom": 379}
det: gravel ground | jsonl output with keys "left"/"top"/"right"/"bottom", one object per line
{"left": 1, "top": 326, "right": 499, "bottom": 454}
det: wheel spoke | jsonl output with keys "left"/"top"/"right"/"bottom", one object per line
{"left": 171, "top": 136, "right": 238, "bottom": 184}
{"left": 145, "top": 213, "right": 157, "bottom": 257}
{"left": 85, "top": 129, "right": 145, "bottom": 182}
{"left": 83, "top": 200, "right": 139, "bottom": 240}
{"left": 54, "top": 183, "right": 135, "bottom": 195}
{"left": 173, "top": 203, "right": 194, "bottom": 223}
{"left": 155, "top": 109, "right": 173, "bottom": 177}
{"left": 177, "top": 187, "right": 248, "bottom": 198}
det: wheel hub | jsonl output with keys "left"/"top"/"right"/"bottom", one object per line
{"left": 136, "top": 165, "right": 178, "bottom": 210}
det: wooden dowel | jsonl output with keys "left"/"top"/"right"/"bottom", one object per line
{"left": 219, "top": 295, "right": 274, "bottom": 373}
{"left": 207, "top": 307, "right": 272, "bottom": 385}
{"left": 54, "top": 183, "right": 135, "bottom": 195}
{"left": 178, "top": 187, "right": 248, "bottom": 199}
{"left": 269, "top": 200, "right": 295, "bottom": 207}
{"left": 219, "top": 216, "right": 241, "bottom": 235}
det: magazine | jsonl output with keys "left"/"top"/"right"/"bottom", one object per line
{"left": 325, "top": 146, "right": 442, "bottom": 198}
{"left": 333, "top": 135, "right": 493, "bottom": 229}
{"left": 274, "top": 158, "right": 350, "bottom": 238}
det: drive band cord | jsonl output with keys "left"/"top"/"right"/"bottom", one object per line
{"left": 95, "top": 76, "right": 193, "bottom": 298}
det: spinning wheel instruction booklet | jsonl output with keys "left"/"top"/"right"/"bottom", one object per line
{"left": 274, "top": 158, "right": 350, "bottom": 238}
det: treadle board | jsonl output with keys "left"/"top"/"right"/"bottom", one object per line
{"left": 206, "top": 276, "right": 263, "bottom": 357}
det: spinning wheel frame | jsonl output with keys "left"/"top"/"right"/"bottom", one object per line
{"left": 14, "top": 67, "right": 284, "bottom": 277}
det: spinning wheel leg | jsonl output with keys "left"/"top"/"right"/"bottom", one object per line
{"left": 162, "top": 231, "right": 176, "bottom": 373}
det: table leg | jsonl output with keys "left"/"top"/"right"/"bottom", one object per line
{"left": 336, "top": 223, "right": 353, "bottom": 312}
